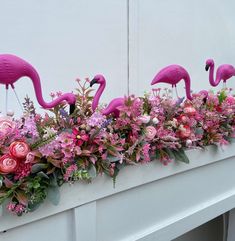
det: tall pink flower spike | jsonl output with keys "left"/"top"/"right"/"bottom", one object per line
{"left": 90, "top": 74, "right": 124, "bottom": 117}
{"left": 151, "top": 64, "right": 193, "bottom": 100}
{"left": 205, "top": 59, "right": 235, "bottom": 87}
{"left": 0, "top": 54, "right": 76, "bottom": 113}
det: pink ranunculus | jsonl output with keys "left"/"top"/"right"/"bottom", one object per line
{"left": 178, "top": 125, "right": 191, "bottom": 139}
{"left": 9, "top": 141, "right": 30, "bottom": 159}
{"left": 145, "top": 126, "right": 157, "bottom": 140}
{"left": 184, "top": 105, "right": 196, "bottom": 116}
{"left": 0, "top": 117, "right": 16, "bottom": 136}
{"left": 0, "top": 154, "right": 19, "bottom": 174}
{"left": 138, "top": 115, "right": 151, "bottom": 124}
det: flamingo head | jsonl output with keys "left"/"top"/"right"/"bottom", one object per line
{"left": 205, "top": 59, "right": 214, "bottom": 71}
{"left": 90, "top": 74, "right": 106, "bottom": 87}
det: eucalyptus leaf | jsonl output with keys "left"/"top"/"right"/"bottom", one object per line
{"left": 88, "top": 165, "right": 97, "bottom": 179}
{"left": 107, "top": 155, "right": 120, "bottom": 163}
{"left": 155, "top": 150, "right": 160, "bottom": 160}
{"left": 195, "top": 128, "right": 204, "bottom": 135}
{"left": 173, "top": 149, "right": 190, "bottom": 164}
{"left": 230, "top": 138, "right": 235, "bottom": 143}
{"left": 0, "top": 176, "right": 3, "bottom": 188}
{"left": 31, "top": 163, "right": 48, "bottom": 173}
{"left": 47, "top": 185, "right": 60, "bottom": 206}
{"left": 28, "top": 202, "right": 41, "bottom": 212}
{"left": 164, "top": 148, "right": 175, "bottom": 160}
{"left": 0, "top": 204, "right": 2, "bottom": 216}
{"left": 49, "top": 173, "right": 58, "bottom": 187}
{"left": 37, "top": 171, "right": 49, "bottom": 179}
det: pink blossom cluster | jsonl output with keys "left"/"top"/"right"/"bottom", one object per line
{"left": 0, "top": 83, "right": 234, "bottom": 216}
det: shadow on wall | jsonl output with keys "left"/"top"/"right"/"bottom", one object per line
{"left": 173, "top": 215, "right": 223, "bottom": 241}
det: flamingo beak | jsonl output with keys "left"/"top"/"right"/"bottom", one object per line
{"left": 90, "top": 79, "right": 98, "bottom": 87}
{"left": 205, "top": 64, "right": 209, "bottom": 71}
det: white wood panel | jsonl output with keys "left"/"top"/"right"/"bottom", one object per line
{"left": 129, "top": 0, "right": 235, "bottom": 97}
{"left": 0, "top": 0, "right": 128, "bottom": 116}
{"left": 0, "top": 144, "right": 234, "bottom": 240}
{"left": 1, "top": 151, "right": 235, "bottom": 241}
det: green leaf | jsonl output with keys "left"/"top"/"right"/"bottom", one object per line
{"left": 28, "top": 202, "right": 41, "bottom": 212}
{"left": 164, "top": 148, "right": 175, "bottom": 160}
{"left": 37, "top": 171, "right": 49, "bottom": 179}
{"left": 0, "top": 204, "right": 3, "bottom": 216}
{"left": 195, "top": 128, "right": 204, "bottom": 135}
{"left": 88, "top": 165, "right": 97, "bottom": 179}
{"left": 0, "top": 176, "right": 3, "bottom": 188}
{"left": 106, "top": 155, "right": 120, "bottom": 163}
{"left": 31, "top": 163, "right": 48, "bottom": 173}
{"left": 155, "top": 150, "right": 160, "bottom": 160}
{"left": 47, "top": 185, "right": 60, "bottom": 206}
{"left": 229, "top": 138, "right": 235, "bottom": 143}
{"left": 172, "top": 149, "right": 190, "bottom": 164}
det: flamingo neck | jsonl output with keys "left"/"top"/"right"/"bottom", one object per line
{"left": 26, "top": 65, "right": 71, "bottom": 109}
{"left": 208, "top": 64, "right": 217, "bottom": 87}
{"left": 92, "top": 82, "right": 106, "bottom": 111}
{"left": 184, "top": 74, "right": 192, "bottom": 100}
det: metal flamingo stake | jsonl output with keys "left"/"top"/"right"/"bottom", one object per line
{"left": 0, "top": 54, "right": 76, "bottom": 114}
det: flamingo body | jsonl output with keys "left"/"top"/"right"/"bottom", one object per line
{"left": 151, "top": 64, "right": 192, "bottom": 100}
{"left": 0, "top": 54, "right": 76, "bottom": 109}
{"left": 205, "top": 59, "right": 235, "bottom": 87}
{"left": 90, "top": 74, "right": 124, "bottom": 117}
{"left": 102, "top": 97, "right": 124, "bottom": 116}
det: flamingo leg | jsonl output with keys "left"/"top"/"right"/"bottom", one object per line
{"left": 223, "top": 81, "right": 227, "bottom": 90}
{"left": 175, "top": 85, "right": 180, "bottom": 99}
{"left": 5, "top": 85, "right": 9, "bottom": 114}
{"left": 11, "top": 85, "right": 24, "bottom": 112}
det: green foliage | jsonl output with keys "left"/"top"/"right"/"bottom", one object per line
{"left": 30, "top": 133, "right": 57, "bottom": 150}
{"left": 171, "top": 149, "right": 190, "bottom": 163}
{"left": 218, "top": 90, "right": 227, "bottom": 104}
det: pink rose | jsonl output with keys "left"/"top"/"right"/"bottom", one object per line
{"left": 9, "top": 141, "right": 30, "bottom": 159}
{"left": 178, "top": 125, "right": 191, "bottom": 139}
{"left": 0, "top": 117, "right": 16, "bottom": 136}
{"left": 184, "top": 106, "right": 196, "bottom": 116}
{"left": 145, "top": 126, "right": 157, "bottom": 140}
{"left": 0, "top": 154, "right": 19, "bottom": 174}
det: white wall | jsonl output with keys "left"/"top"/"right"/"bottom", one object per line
{"left": 0, "top": 0, "right": 128, "bottom": 116}
{"left": 129, "top": 0, "right": 235, "bottom": 97}
{"left": 0, "top": 0, "right": 235, "bottom": 116}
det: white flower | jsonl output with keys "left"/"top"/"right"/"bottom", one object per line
{"left": 138, "top": 115, "right": 151, "bottom": 124}
{"left": 152, "top": 117, "right": 159, "bottom": 124}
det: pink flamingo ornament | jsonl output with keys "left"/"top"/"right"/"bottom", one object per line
{"left": 90, "top": 74, "right": 124, "bottom": 117}
{"left": 205, "top": 59, "right": 235, "bottom": 87}
{"left": 151, "top": 64, "right": 193, "bottom": 100}
{"left": 0, "top": 54, "right": 76, "bottom": 112}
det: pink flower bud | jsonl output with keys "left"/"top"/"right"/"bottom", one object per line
{"left": 145, "top": 126, "right": 157, "bottom": 140}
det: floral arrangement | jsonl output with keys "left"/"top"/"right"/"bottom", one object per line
{"left": 0, "top": 78, "right": 234, "bottom": 216}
